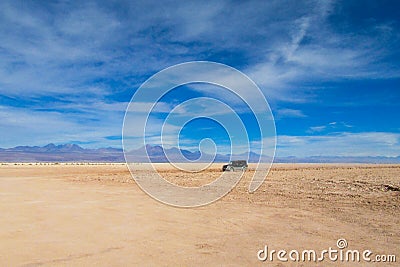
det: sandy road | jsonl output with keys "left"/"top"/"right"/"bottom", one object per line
{"left": 0, "top": 164, "right": 399, "bottom": 266}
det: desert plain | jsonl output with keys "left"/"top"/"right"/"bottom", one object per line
{"left": 0, "top": 163, "right": 399, "bottom": 266}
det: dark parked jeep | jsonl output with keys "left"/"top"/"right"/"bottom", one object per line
{"left": 222, "top": 160, "right": 248, "bottom": 172}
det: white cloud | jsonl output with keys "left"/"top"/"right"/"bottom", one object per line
{"left": 277, "top": 132, "right": 400, "bottom": 157}
{"left": 308, "top": 126, "right": 326, "bottom": 133}
{"left": 275, "top": 108, "right": 307, "bottom": 119}
{"left": 307, "top": 121, "right": 353, "bottom": 133}
{"left": 0, "top": 105, "right": 122, "bottom": 148}
{"left": 126, "top": 102, "right": 172, "bottom": 113}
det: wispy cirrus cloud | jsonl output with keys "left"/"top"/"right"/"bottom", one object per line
{"left": 275, "top": 108, "right": 307, "bottom": 119}
{"left": 307, "top": 121, "right": 352, "bottom": 133}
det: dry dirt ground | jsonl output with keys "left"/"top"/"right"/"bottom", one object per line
{"left": 0, "top": 163, "right": 399, "bottom": 266}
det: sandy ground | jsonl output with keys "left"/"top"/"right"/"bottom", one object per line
{"left": 0, "top": 163, "right": 399, "bottom": 266}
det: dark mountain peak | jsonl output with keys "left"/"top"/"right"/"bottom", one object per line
{"left": 34, "top": 143, "right": 85, "bottom": 152}
{"left": 44, "top": 143, "right": 56, "bottom": 148}
{"left": 145, "top": 144, "right": 162, "bottom": 151}
{"left": 145, "top": 144, "right": 164, "bottom": 156}
{"left": 56, "top": 144, "right": 85, "bottom": 152}
{"left": 41, "top": 143, "right": 59, "bottom": 152}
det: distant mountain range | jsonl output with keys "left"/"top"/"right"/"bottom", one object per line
{"left": 0, "top": 143, "right": 124, "bottom": 162}
{"left": 0, "top": 143, "right": 399, "bottom": 163}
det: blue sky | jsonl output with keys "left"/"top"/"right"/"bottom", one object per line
{"left": 0, "top": 0, "right": 399, "bottom": 157}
